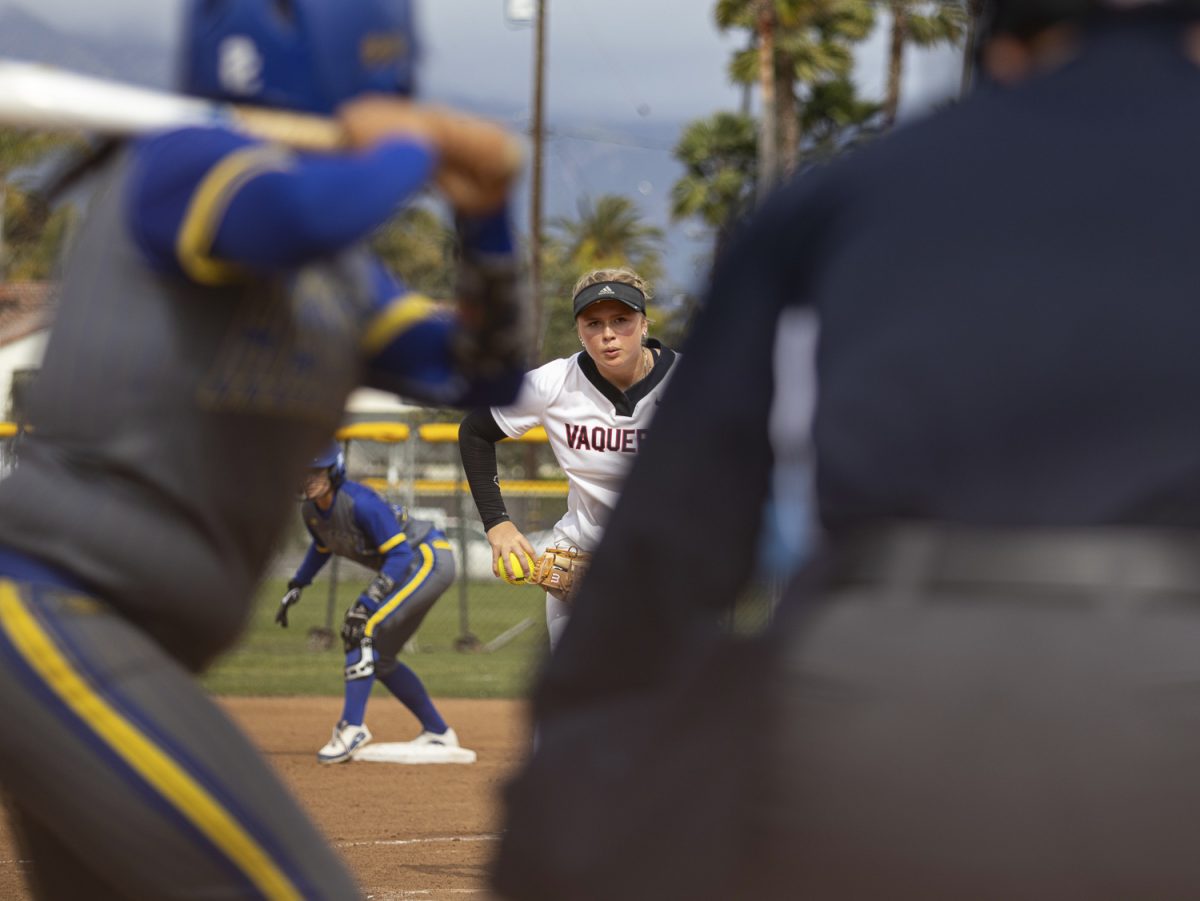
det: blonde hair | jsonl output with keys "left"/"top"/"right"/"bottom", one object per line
{"left": 571, "top": 267, "right": 653, "bottom": 304}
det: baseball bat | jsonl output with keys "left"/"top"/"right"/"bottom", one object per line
{"left": 0, "top": 60, "right": 345, "bottom": 150}
{"left": 0, "top": 59, "right": 525, "bottom": 212}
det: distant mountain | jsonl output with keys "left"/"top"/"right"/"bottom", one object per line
{"left": 0, "top": 6, "right": 171, "bottom": 87}
{"left": 0, "top": 7, "right": 711, "bottom": 291}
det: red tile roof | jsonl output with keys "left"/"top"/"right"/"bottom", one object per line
{"left": 0, "top": 281, "right": 55, "bottom": 347}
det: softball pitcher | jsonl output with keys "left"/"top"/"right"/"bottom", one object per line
{"left": 0, "top": 0, "right": 526, "bottom": 896}
{"left": 458, "top": 268, "right": 677, "bottom": 648}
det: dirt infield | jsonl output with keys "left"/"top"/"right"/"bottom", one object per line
{"left": 0, "top": 696, "right": 530, "bottom": 899}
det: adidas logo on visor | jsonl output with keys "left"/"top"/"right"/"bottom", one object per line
{"left": 599, "top": 285, "right": 616, "bottom": 296}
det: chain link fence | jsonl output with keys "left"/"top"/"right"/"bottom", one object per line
{"left": 268, "top": 420, "right": 573, "bottom": 654}
{"left": 0, "top": 419, "right": 777, "bottom": 653}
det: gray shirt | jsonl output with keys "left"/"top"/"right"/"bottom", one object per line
{"left": 300, "top": 482, "right": 435, "bottom": 574}
{"left": 0, "top": 149, "right": 379, "bottom": 669}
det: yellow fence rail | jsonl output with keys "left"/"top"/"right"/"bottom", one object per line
{"left": 324, "top": 422, "right": 563, "bottom": 647}
{"left": 337, "top": 421, "right": 550, "bottom": 445}
{"left": 0, "top": 420, "right": 566, "bottom": 648}
{"left": 361, "top": 478, "right": 568, "bottom": 497}
{"left": 1, "top": 420, "right": 550, "bottom": 447}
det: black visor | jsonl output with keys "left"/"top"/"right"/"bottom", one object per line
{"left": 572, "top": 281, "right": 646, "bottom": 317}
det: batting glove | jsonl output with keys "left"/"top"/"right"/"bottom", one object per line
{"left": 276, "top": 582, "right": 303, "bottom": 628}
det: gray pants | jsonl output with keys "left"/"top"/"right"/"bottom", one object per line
{"left": 368, "top": 539, "right": 455, "bottom": 671}
{"left": 0, "top": 578, "right": 359, "bottom": 899}
{"left": 764, "top": 583, "right": 1200, "bottom": 899}
{"left": 494, "top": 524, "right": 1200, "bottom": 901}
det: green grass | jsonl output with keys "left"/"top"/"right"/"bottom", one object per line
{"left": 201, "top": 576, "right": 551, "bottom": 699}
{"left": 201, "top": 574, "right": 780, "bottom": 699}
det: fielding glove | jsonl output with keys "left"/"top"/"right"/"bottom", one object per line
{"left": 531, "top": 546, "right": 592, "bottom": 600}
{"left": 275, "top": 581, "right": 303, "bottom": 628}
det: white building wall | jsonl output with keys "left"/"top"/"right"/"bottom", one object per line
{"left": 0, "top": 329, "right": 49, "bottom": 421}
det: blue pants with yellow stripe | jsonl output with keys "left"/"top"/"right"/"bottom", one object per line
{"left": 340, "top": 538, "right": 455, "bottom": 731}
{"left": 0, "top": 578, "right": 359, "bottom": 899}
{"left": 365, "top": 537, "right": 455, "bottom": 670}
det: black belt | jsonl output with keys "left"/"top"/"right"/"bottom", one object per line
{"left": 827, "top": 521, "right": 1200, "bottom": 599}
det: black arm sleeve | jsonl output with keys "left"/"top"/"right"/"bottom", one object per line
{"left": 458, "top": 407, "right": 512, "bottom": 531}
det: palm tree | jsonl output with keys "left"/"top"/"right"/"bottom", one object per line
{"left": 550, "top": 194, "right": 664, "bottom": 277}
{"left": 756, "top": 0, "right": 779, "bottom": 196}
{"left": 717, "top": 0, "right": 875, "bottom": 182}
{"left": 779, "top": 0, "right": 874, "bottom": 169}
{"left": 801, "top": 75, "right": 885, "bottom": 159}
{"left": 676, "top": 0, "right": 875, "bottom": 245}
{"left": 538, "top": 195, "right": 665, "bottom": 362}
{"left": 883, "top": 0, "right": 967, "bottom": 126}
{"left": 959, "top": 0, "right": 987, "bottom": 93}
{"left": 670, "top": 112, "right": 758, "bottom": 253}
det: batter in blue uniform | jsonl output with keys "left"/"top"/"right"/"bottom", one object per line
{"left": 278, "top": 444, "right": 458, "bottom": 762}
{"left": 0, "top": 0, "right": 526, "bottom": 896}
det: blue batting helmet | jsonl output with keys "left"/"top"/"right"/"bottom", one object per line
{"left": 310, "top": 441, "right": 347, "bottom": 487}
{"left": 180, "top": 0, "right": 419, "bottom": 115}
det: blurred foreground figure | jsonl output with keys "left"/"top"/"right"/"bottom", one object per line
{"left": 492, "top": 0, "right": 1200, "bottom": 898}
{"left": 0, "top": 0, "right": 526, "bottom": 896}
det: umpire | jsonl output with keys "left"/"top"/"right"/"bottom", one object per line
{"left": 491, "top": 0, "right": 1200, "bottom": 898}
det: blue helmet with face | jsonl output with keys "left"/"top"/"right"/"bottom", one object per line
{"left": 180, "top": 0, "right": 419, "bottom": 115}
{"left": 311, "top": 441, "right": 347, "bottom": 486}
{"left": 300, "top": 440, "right": 346, "bottom": 500}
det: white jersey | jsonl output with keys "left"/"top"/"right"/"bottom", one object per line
{"left": 491, "top": 342, "right": 678, "bottom": 551}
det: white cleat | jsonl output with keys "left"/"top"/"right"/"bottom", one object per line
{"left": 317, "top": 720, "right": 372, "bottom": 764}
{"left": 410, "top": 727, "right": 459, "bottom": 748}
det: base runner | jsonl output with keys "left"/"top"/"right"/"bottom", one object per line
{"left": 277, "top": 443, "right": 459, "bottom": 763}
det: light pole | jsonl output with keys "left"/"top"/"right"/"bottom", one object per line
{"left": 755, "top": 0, "right": 779, "bottom": 203}
{"left": 529, "top": 0, "right": 548, "bottom": 354}
{"left": 503, "top": 0, "right": 548, "bottom": 354}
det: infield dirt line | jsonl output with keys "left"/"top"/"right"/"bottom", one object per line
{"left": 366, "top": 891, "right": 487, "bottom": 898}
{"left": 337, "top": 833, "right": 502, "bottom": 849}
{"left": 0, "top": 835, "right": 500, "bottom": 863}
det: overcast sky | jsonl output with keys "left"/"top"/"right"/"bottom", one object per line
{"left": 8, "top": 0, "right": 964, "bottom": 123}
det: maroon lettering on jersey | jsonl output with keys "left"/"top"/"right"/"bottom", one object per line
{"left": 564, "top": 424, "right": 648, "bottom": 453}
{"left": 637, "top": 429, "right": 649, "bottom": 446}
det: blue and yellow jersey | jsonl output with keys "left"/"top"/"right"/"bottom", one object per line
{"left": 126, "top": 126, "right": 472, "bottom": 406}
{"left": 0, "top": 129, "right": 502, "bottom": 660}
{"left": 294, "top": 480, "right": 437, "bottom": 589}
{"left": 127, "top": 126, "right": 434, "bottom": 281}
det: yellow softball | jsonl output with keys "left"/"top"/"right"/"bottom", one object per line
{"left": 501, "top": 551, "right": 535, "bottom": 585}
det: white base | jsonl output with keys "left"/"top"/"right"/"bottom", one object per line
{"left": 352, "top": 741, "right": 477, "bottom": 765}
